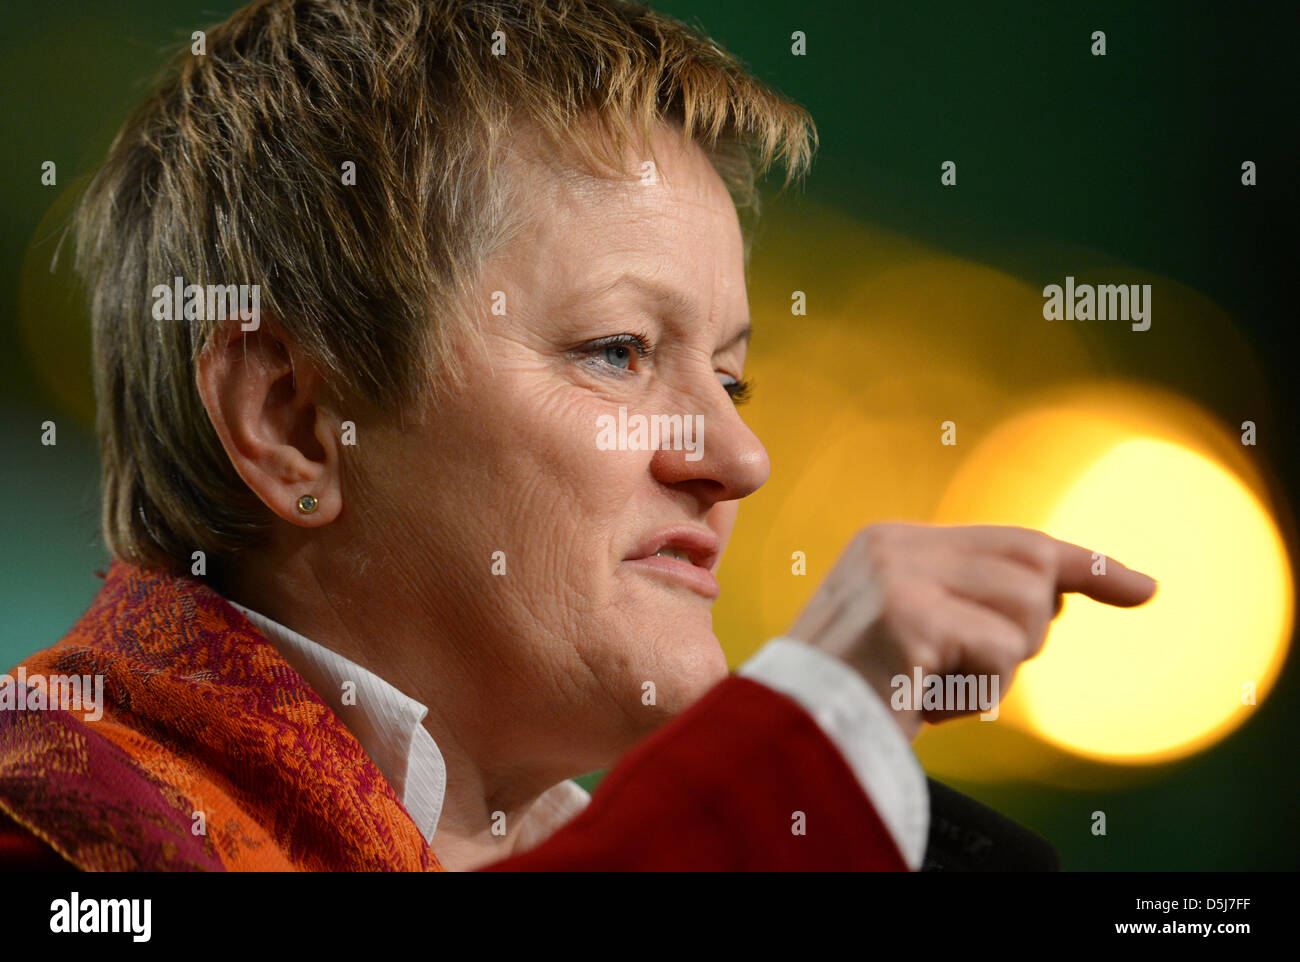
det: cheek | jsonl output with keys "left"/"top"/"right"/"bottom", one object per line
{"left": 448, "top": 374, "right": 646, "bottom": 584}
{"left": 507, "top": 379, "right": 645, "bottom": 515}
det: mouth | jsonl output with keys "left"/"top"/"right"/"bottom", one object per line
{"left": 622, "top": 524, "right": 722, "bottom": 600}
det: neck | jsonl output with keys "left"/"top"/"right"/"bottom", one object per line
{"left": 213, "top": 545, "right": 572, "bottom": 872}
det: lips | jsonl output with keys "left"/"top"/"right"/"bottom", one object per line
{"left": 624, "top": 525, "right": 721, "bottom": 570}
{"left": 622, "top": 524, "right": 722, "bottom": 599}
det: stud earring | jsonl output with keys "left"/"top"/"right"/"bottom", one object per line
{"left": 296, "top": 494, "right": 318, "bottom": 514}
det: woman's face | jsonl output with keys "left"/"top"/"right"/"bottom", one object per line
{"left": 358, "top": 125, "right": 769, "bottom": 773}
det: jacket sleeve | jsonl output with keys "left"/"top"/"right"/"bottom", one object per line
{"left": 479, "top": 675, "right": 910, "bottom": 871}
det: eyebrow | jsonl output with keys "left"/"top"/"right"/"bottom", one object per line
{"left": 579, "top": 272, "right": 752, "bottom": 352}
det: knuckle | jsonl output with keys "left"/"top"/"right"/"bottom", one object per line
{"left": 859, "top": 522, "right": 917, "bottom": 577}
{"left": 879, "top": 577, "right": 933, "bottom": 615}
{"left": 1017, "top": 578, "right": 1056, "bottom": 625}
{"left": 909, "top": 644, "right": 945, "bottom": 675}
{"left": 878, "top": 589, "right": 944, "bottom": 663}
{"left": 1006, "top": 625, "right": 1038, "bottom": 663}
{"left": 856, "top": 524, "right": 887, "bottom": 558}
{"left": 859, "top": 521, "right": 907, "bottom": 553}
{"left": 980, "top": 621, "right": 1027, "bottom": 667}
{"left": 913, "top": 610, "right": 963, "bottom": 672}
{"left": 1025, "top": 535, "right": 1057, "bottom": 574}
{"left": 906, "top": 624, "right": 958, "bottom": 674}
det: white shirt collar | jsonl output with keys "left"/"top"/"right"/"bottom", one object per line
{"left": 224, "top": 599, "right": 590, "bottom": 850}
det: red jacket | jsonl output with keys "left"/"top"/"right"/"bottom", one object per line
{"left": 0, "top": 560, "right": 907, "bottom": 870}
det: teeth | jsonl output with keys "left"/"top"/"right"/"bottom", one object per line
{"left": 654, "top": 547, "right": 691, "bottom": 562}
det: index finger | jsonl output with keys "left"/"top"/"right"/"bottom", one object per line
{"left": 1052, "top": 538, "right": 1157, "bottom": 607}
{"left": 940, "top": 525, "right": 1157, "bottom": 607}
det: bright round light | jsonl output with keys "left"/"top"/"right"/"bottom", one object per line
{"left": 1018, "top": 437, "right": 1292, "bottom": 762}
{"left": 932, "top": 397, "right": 1293, "bottom": 766}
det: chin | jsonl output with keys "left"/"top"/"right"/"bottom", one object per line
{"left": 646, "top": 625, "right": 731, "bottom": 716}
{"left": 585, "top": 637, "right": 728, "bottom": 771}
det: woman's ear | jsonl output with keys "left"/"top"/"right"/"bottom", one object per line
{"left": 195, "top": 317, "right": 343, "bottom": 527}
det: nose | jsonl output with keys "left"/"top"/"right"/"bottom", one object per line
{"left": 648, "top": 379, "right": 771, "bottom": 506}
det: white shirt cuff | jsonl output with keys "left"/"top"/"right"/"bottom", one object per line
{"left": 737, "top": 638, "right": 929, "bottom": 870}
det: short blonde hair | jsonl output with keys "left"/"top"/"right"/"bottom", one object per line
{"left": 74, "top": 0, "right": 816, "bottom": 571}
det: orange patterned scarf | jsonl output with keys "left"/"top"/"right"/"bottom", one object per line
{"left": 0, "top": 560, "right": 443, "bottom": 871}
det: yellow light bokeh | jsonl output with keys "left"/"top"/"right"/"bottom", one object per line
{"left": 1018, "top": 437, "right": 1293, "bottom": 762}
{"left": 930, "top": 393, "right": 1294, "bottom": 767}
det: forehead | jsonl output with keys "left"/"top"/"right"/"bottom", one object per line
{"left": 493, "top": 125, "right": 747, "bottom": 318}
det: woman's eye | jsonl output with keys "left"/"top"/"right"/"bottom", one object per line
{"left": 722, "top": 376, "right": 754, "bottom": 406}
{"left": 573, "top": 332, "right": 653, "bottom": 373}
{"left": 603, "top": 343, "right": 633, "bottom": 370}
